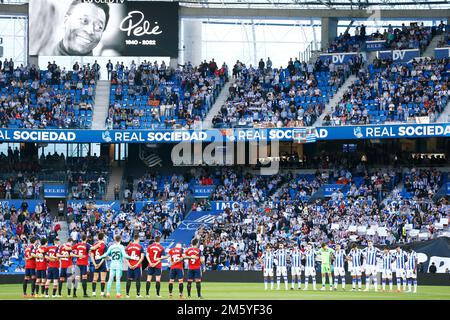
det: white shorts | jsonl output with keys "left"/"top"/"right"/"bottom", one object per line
{"left": 381, "top": 269, "right": 392, "bottom": 279}
{"left": 333, "top": 267, "right": 345, "bottom": 276}
{"left": 276, "top": 266, "right": 287, "bottom": 276}
{"left": 291, "top": 267, "right": 302, "bottom": 276}
{"left": 365, "top": 266, "right": 378, "bottom": 276}
{"left": 406, "top": 269, "right": 417, "bottom": 279}
{"left": 351, "top": 266, "right": 362, "bottom": 276}
{"left": 305, "top": 267, "right": 316, "bottom": 277}
{"left": 395, "top": 268, "right": 406, "bottom": 278}
{"left": 264, "top": 268, "right": 274, "bottom": 277}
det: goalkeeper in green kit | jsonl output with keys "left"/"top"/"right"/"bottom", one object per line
{"left": 317, "top": 243, "right": 334, "bottom": 291}
{"left": 97, "top": 235, "right": 138, "bottom": 298}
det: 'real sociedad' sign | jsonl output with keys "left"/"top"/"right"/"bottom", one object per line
{"left": 29, "top": 0, "right": 179, "bottom": 57}
{"left": 0, "top": 124, "right": 448, "bottom": 143}
{"left": 314, "top": 123, "right": 450, "bottom": 140}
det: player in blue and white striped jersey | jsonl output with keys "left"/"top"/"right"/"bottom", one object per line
{"left": 275, "top": 243, "right": 289, "bottom": 290}
{"left": 406, "top": 247, "right": 418, "bottom": 293}
{"left": 393, "top": 246, "right": 408, "bottom": 292}
{"left": 362, "top": 240, "right": 381, "bottom": 291}
{"left": 381, "top": 247, "right": 394, "bottom": 291}
{"left": 347, "top": 243, "right": 363, "bottom": 291}
{"left": 259, "top": 245, "right": 275, "bottom": 290}
{"left": 302, "top": 244, "right": 317, "bottom": 291}
{"left": 290, "top": 245, "right": 303, "bottom": 290}
{"left": 332, "top": 244, "right": 346, "bottom": 290}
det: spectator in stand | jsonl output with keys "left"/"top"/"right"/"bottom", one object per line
{"left": 428, "top": 262, "right": 437, "bottom": 273}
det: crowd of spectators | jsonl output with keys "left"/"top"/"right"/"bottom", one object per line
{"left": 130, "top": 172, "right": 189, "bottom": 203}
{"left": 402, "top": 168, "right": 444, "bottom": 199}
{"left": 324, "top": 57, "right": 449, "bottom": 126}
{"left": 194, "top": 167, "right": 448, "bottom": 271}
{"left": 179, "top": 159, "right": 447, "bottom": 271}
{"left": 0, "top": 60, "right": 98, "bottom": 129}
{"left": 328, "top": 22, "right": 443, "bottom": 54}
{"left": 383, "top": 23, "right": 433, "bottom": 51}
{"left": 106, "top": 59, "right": 228, "bottom": 129}
{"left": 212, "top": 57, "right": 350, "bottom": 128}
{"left": 0, "top": 146, "right": 40, "bottom": 175}
{"left": 67, "top": 198, "right": 185, "bottom": 248}
{"left": 0, "top": 147, "right": 42, "bottom": 199}
{"left": 0, "top": 174, "right": 41, "bottom": 200}
{"left": 66, "top": 155, "right": 110, "bottom": 200}
{"left": 0, "top": 201, "right": 59, "bottom": 272}
{"left": 211, "top": 169, "right": 286, "bottom": 202}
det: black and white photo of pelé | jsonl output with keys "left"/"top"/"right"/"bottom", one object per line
{"left": 29, "top": 0, "right": 125, "bottom": 56}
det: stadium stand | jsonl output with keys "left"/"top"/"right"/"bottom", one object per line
{"left": 324, "top": 57, "right": 450, "bottom": 126}
{"left": 0, "top": 201, "right": 57, "bottom": 273}
{"left": 328, "top": 22, "right": 436, "bottom": 53}
{"left": 106, "top": 60, "right": 228, "bottom": 129}
{"left": 0, "top": 61, "right": 98, "bottom": 129}
{"left": 211, "top": 57, "right": 357, "bottom": 128}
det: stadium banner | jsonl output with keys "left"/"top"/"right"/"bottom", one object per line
{"left": 405, "top": 237, "right": 450, "bottom": 273}
{"left": 165, "top": 211, "right": 222, "bottom": 245}
{"left": 210, "top": 201, "right": 252, "bottom": 212}
{"left": 376, "top": 49, "right": 420, "bottom": 63}
{"left": 323, "top": 184, "right": 345, "bottom": 197}
{"left": 318, "top": 52, "right": 358, "bottom": 64}
{"left": 314, "top": 123, "right": 450, "bottom": 141}
{"left": 66, "top": 200, "right": 173, "bottom": 212}
{"left": 364, "top": 40, "right": 386, "bottom": 51}
{"left": 435, "top": 47, "right": 450, "bottom": 59}
{"left": 43, "top": 184, "right": 67, "bottom": 198}
{"left": 67, "top": 200, "right": 121, "bottom": 212}
{"left": 0, "top": 124, "right": 448, "bottom": 144}
{"left": 29, "top": 0, "right": 179, "bottom": 57}
{"left": 192, "top": 185, "right": 216, "bottom": 198}
{"left": 136, "top": 201, "right": 174, "bottom": 212}
{"left": 0, "top": 128, "right": 316, "bottom": 143}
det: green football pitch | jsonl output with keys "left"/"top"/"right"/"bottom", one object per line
{"left": 0, "top": 283, "right": 450, "bottom": 300}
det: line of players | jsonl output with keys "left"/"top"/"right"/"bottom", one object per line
{"left": 23, "top": 233, "right": 205, "bottom": 299}
{"left": 259, "top": 240, "right": 418, "bottom": 293}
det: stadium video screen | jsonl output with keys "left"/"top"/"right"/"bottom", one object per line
{"left": 29, "top": 0, "right": 179, "bottom": 57}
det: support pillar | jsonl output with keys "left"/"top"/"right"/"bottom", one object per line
{"left": 182, "top": 19, "right": 202, "bottom": 66}
{"left": 321, "top": 17, "right": 338, "bottom": 51}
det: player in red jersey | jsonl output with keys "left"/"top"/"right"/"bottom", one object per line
{"left": 125, "top": 234, "right": 144, "bottom": 298}
{"left": 45, "top": 238, "right": 60, "bottom": 298}
{"left": 145, "top": 235, "right": 165, "bottom": 298}
{"left": 184, "top": 238, "right": 204, "bottom": 299}
{"left": 72, "top": 234, "right": 91, "bottom": 298}
{"left": 23, "top": 237, "right": 39, "bottom": 298}
{"left": 34, "top": 238, "right": 48, "bottom": 297}
{"left": 167, "top": 242, "right": 185, "bottom": 299}
{"left": 57, "top": 238, "right": 76, "bottom": 297}
{"left": 90, "top": 232, "right": 107, "bottom": 297}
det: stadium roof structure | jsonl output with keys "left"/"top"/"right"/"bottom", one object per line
{"left": 1, "top": 0, "right": 449, "bottom": 13}
{"left": 179, "top": 0, "right": 450, "bottom": 10}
